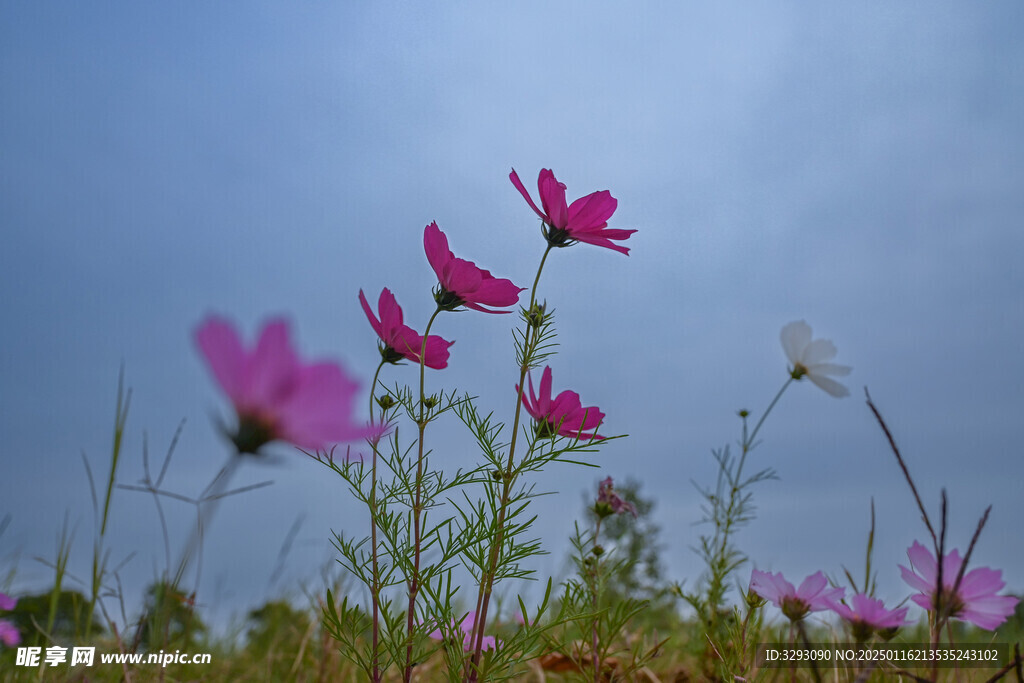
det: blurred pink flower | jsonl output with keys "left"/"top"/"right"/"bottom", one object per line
{"left": 428, "top": 611, "right": 499, "bottom": 652}
{"left": 596, "top": 477, "right": 636, "bottom": 518}
{"left": 359, "top": 288, "right": 453, "bottom": 369}
{"left": 831, "top": 593, "right": 909, "bottom": 640}
{"left": 900, "top": 541, "right": 1019, "bottom": 630}
{"left": 749, "top": 569, "right": 845, "bottom": 622}
{"left": 510, "top": 168, "right": 636, "bottom": 255}
{"left": 0, "top": 620, "right": 19, "bottom": 647}
{"left": 195, "top": 316, "right": 377, "bottom": 454}
{"left": 0, "top": 593, "right": 17, "bottom": 647}
{"left": 780, "top": 320, "right": 852, "bottom": 398}
{"left": 424, "top": 222, "right": 523, "bottom": 313}
{"left": 518, "top": 366, "right": 605, "bottom": 440}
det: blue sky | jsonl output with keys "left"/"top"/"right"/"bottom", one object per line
{"left": 2, "top": 2, "right": 1022, "bottom": 631}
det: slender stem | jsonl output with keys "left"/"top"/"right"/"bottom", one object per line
{"left": 467, "top": 245, "right": 553, "bottom": 680}
{"left": 709, "top": 377, "right": 792, "bottom": 628}
{"left": 173, "top": 451, "right": 243, "bottom": 591}
{"left": 744, "top": 377, "right": 793, "bottom": 460}
{"left": 367, "top": 359, "right": 386, "bottom": 683}
{"left": 864, "top": 388, "right": 939, "bottom": 550}
{"left": 403, "top": 306, "right": 443, "bottom": 683}
{"left": 591, "top": 517, "right": 603, "bottom": 683}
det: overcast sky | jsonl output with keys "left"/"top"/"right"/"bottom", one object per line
{"left": 2, "top": 2, "right": 1022, "bottom": 632}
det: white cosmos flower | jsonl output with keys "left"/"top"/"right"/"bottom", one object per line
{"left": 780, "top": 320, "right": 852, "bottom": 398}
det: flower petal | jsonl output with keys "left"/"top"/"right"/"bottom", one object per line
{"left": 566, "top": 190, "right": 617, "bottom": 233}
{"left": 780, "top": 321, "right": 812, "bottom": 366}
{"left": 801, "top": 338, "right": 839, "bottom": 365}
{"left": 807, "top": 373, "right": 850, "bottom": 398}
{"left": 537, "top": 169, "right": 568, "bottom": 229}
{"left": 423, "top": 222, "right": 451, "bottom": 283}
{"left": 195, "top": 317, "right": 247, "bottom": 405}
{"left": 359, "top": 290, "right": 384, "bottom": 341}
{"left": 510, "top": 168, "right": 546, "bottom": 221}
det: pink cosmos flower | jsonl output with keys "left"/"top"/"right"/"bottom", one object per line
{"left": 195, "top": 316, "right": 377, "bottom": 454}
{"left": 0, "top": 592, "right": 17, "bottom": 647}
{"left": 517, "top": 366, "right": 605, "bottom": 441}
{"left": 428, "top": 611, "right": 499, "bottom": 652}
{"left": 595, "top": 477, "right": 637, "bottom": 518}
{"left": 780, "top": 321, "right": 852, "bottom": 398}
{"left": 424, "top": 222, "right": 524, "bottom": 314}
{"left": 510, "top": 168, "right": 636, "bottom": 255}
{"left": 749, "top": 569, "right": 845, "bottom": 622}
{"left": 831, "top": 593, "right": 909, "bottom": 641}
{"left": 900, "top": 541, "right": 1019, "bottom": 630}
{"left": 0, "top": 620, "right": 19, "bottom": 647}
{"left": 359, "top": 288, "right": 453, "bottom": 369}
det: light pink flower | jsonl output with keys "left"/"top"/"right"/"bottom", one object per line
{"left": 0, "top": 593, "right": 17, "bottom": 647}
{"left": 359, "top": 288, "right": 453, "bottom": 369}
{"left": 424, "top": 222, "right": 523, "bottom": 314}
{"left": 195, "top": 316, "right": 377, "bottom": 454}
{"left": 749, "top": 569, "right": 845, "bottom": 622}
{"left": 900, "top": 541, "right": 1019, "bottom": 630}
{"left": 510, "top": 168, "right": 636, "bottom": 255}
{"left": 0, "top": 620, "right": 19, "bottom": 647}
{"left": 596, "top": 477, "right": 636, "bottom": 518}
{"left": 831, "top": 594, "right": 909, "bottom": 640}
{"left": 517, "top": 366, "right": 605, "bottom": 440}
{"left": 780, "top": 320, "right": 852, "bottom": 398}
{"left": 428, "top": 611, "right": 499, "bottom": 652}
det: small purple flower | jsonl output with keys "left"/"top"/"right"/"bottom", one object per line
{"left": 427, "top": 611, "right": 499, "bottom": 652}
{"left": 900, "top": 541, "right": 1019, "bottom": 630}
{"left": 749, "top": 569, "right": 845, "bottom": 622}
{"left": 0, "top": 592, "right": 18, "bottom": 647}
{"left": 831, "top": 593, "right": 909, "bottom": 641}
{"left": 595, "top": 477, "right": 636, "bottom": 518}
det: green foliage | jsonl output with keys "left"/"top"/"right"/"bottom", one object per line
{"left": 132, "top": 580, "right": 206, "bottom": 651}
{"left": 6, "top": 589, "right": 103, "bottom": 645}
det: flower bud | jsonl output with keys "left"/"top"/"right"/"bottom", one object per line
{"left": 526, "top": 302, "right": 547, "bottom": 328}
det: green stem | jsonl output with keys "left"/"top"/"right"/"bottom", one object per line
{"left": 467, "top": 244, "right": 553, "bottom": 680}
{"left": 367, "top": 359, "right": 386, "bottom": 683}
{"left": 708, "top": 377, "right": 792, "bottom": 636}
{"left": 591, "top": 516, "right": 604, "bottom": 683}
{"left": 403, "top": 306, "right": 443, "bottom": 683}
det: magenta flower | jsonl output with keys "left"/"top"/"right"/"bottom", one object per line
{"left": 0, "top": 621, "right": 18, "bottom": 647}
{"left": 195, "top": 316, "right": 377, "bottom": 454}
{"left": 831, "top": 594, "right": 909, "bottom": 641}
{"left": 510, "top": 168, "right": 636, "bottom": 255}
{"left": 595, "top": 477, "right": 637, "bottom": 518}
{"left": 749, "top": 569, "right": 845, "bottom": 622}
{"left": 900, "top": 541, "right": 1019, "bottom": 630}
{"left": 517, "top": 366, "right": 605, "bottom": 441}
{"left": 359, "top": 288, "right": 453, "bottom": 369}
{"left": 428, "top": 611, "right": 499, "bottom": 652}
{"left": 424, "top": 222, "right": 523, "bottom": 314}
{"left": 0, "top": 592, "right": 17, "bottom": 647}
